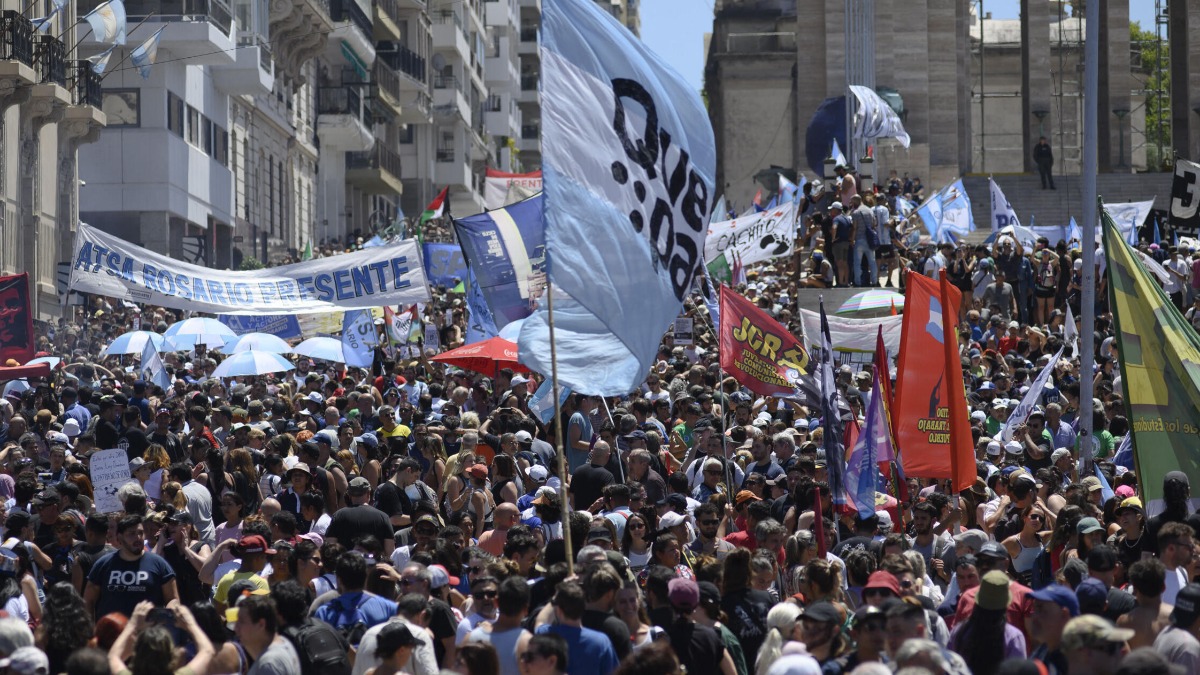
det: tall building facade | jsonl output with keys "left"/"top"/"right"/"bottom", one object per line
{"left": 0, "top": 0, "right": 106, "bottom": 320}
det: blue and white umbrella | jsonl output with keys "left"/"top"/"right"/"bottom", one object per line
{"left": 292, "top": 337, "right": 345, "bottom": 363}
{"left": 165, "top": 317, "right": 237, "bottom": 347}
{"left": 25, "top": 356, "right": 61, "bottom": 369}
{"left": 211, "top": 349, "right": 295, "bottom": 378}
{"left": 221, "top": 332, "right": 293, "bottom": 354}
{"left": 101, "top": 330, "right": 167, "bottom": 356}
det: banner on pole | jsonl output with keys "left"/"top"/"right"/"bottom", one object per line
{"left": 91, "top": 449, "right": 135, "bottom": 513}
{"left": 422, "top": 243, "right": 468, "bottom": 288}
{"left": 69, "top": 222, "right": 431, "bottom": 314}
{"left": 719, "top": 286, "right": 811, "bottom": 398}
{"left": 673, "top": 317, "right": 694, "bottom": 345}
{"left": 484, "top": 169, "right": 543, "bottom": 210}
{"left": 798, "top": 310, "right": 903, "bottom": 357}
{"left": 453, "top": 195, "right": 546, "bottom": 330}
{"left": 704, "top": 202, "right": 797, "bottom": 267}
{"left": 217, "top": 314, "right": 302, "bottom": 339}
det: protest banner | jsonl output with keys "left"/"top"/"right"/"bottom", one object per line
{"left": 422, "top": 243, "right": 468, "bottom": 288}
{"left": 69, "top": 222, "right": 431, "bottom": 314}
{"left": 484, "top": 168, "right": 543, "bottom": 210}
{"left": 454, "top": 195, "right": 546, "bottom": 330}
{"left": 798, "top": 310, "right": 902, "bottom": 358}
{"left": 0, "top": 273, "right": 35, "bottom": 365}
{"left": 424, "top": 323, "right": 440, "bottom": 351}
{"left": 91, "top": 449, "right": 135, "bottom": 513}
{"left": 217, "top": 314, "right": 302, "bottom": 339}
{"left": 719, "top": 286, "right": 811, "bottom": 398}
{"left": 673, "top": 317, "right": 694, "bottom": 345}
{"left": 704, "top": 202, "right": 797, "bottom": 267}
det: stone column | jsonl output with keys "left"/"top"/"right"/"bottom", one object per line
{"left": 926, "top": 0, "right": 959, "bottom": 181}
{"left": 1099, "top": 0, "right": 1131, "bottom": 172}
{"left": 1021, "top": 0, "right": 1052, "bottom": 173}
{"left": 1169, "top": 0, "right": 1200, "bottom": 164}
{"left": 892, "top": 0, "right": 930, "bottom": 179}
{"left": 793, "top": 0, "right": 827, "bottom": 176}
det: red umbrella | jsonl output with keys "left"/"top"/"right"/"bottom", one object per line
{"left": 431, "top": 337, "right": 530, "bottom": 378}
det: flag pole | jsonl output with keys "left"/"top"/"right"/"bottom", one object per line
{"left": 544, "top": 282, "right": 574, "bottom": 577}
{"left": 696, "top": 285, "right": 735, "bottom": 507}
{"left": 1078, "top": 0, "right": 1100, "bottom": 476}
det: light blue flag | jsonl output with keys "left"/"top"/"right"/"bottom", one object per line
{"left": 89, "top": 45, "right": 117, "bottom": 74}
{"left": 464, "top": 266, "right": 500, "bottom": 344}
{"left": 710, "top": 196, "right": 726, "bottom": 226}
{"left": 895, "top": 197, "right": 915, "bottom": 219}
{"left": 453, "top": 195, "right": 545, "bottom": 329}
{"left": 916, "top": 179, "right": 975, "bottom": 242}
{"left": 85, "top": 0, "right": 127, "bottom": 45}
{"left": 131, "top": 26, "right": 165, "bottom": 79}
{"left": 30, "top": 9, "right": 57, "bottom": 32}
{"left": 528, "top": 377, "right": 571, "bottom": 425}
{"left": 517, "top": 0, "right": 716, "bottom": 396}
{"left": 831, "top": 139, "right": 847, "bottom": 167}
{"left": 844, "top": 367, "right": 890, "bottom": 518}
{"left": 341, "top": 309, "right": 376, "bottom": 367}
{"left": 1093, "top": 463, "right": 1116, "bottom": 504}
{"left": 1067, "top": 217, "right": 1082, "bottom": 246}
{"left": 140, "top": 336, "right": 171, "bottom": 392}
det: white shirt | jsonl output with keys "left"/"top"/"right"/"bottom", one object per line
{"left": 1166, "top": 258, "right": 1189, "bottom": 294}
{"left": 353, "top": 617, "right": 439, "bottom": 675}
{"left": 1164, "top": 566, "right": 1189, "bottom": 605}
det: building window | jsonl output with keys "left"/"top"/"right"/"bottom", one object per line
{"left": 101, "top": 90, "right": 140, "bottom": 127}
{"left": 267, "top": 157, "right": 275, "bottom": 236}
{"left": 201, "top": 117, "right": 214, "bottom": 156}
{"left": 167, "top": 92, "right": 184, "bottom": 137}
{"left": 186, "top": 105, "right": 201, "bottom": 147}
{"left": 399, "top": 125, "right": 414, "bottom": 144}
{"left": 215, "top": 129, "right": 229, "bottom": 167}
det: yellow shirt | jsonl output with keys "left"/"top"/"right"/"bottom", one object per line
{"left": 214, "top": 570, "right": 269, "bottom": 606}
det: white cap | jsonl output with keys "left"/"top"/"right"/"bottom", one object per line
{"left": 1004, "top": 440, "right": 1024, "bottom": 455}
{"left": 970, "top": 410, "right": 986, "bottom": 422}
{"left": 659, "top": 511, "right": 688, "bottom": 529}
{"left": 986, "top": 441, "right": 1002, "bottom": 457}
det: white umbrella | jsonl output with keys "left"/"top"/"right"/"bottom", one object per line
{"left": 211, "top": 350, "right": 295, "bottom": 378}
{"left": 25, "top": 356, "right": 61, "bottom": 369}
{"left": 221, "top": 333, "right": 293, "bottom": 354}
{"left": 101, "top": 330, "right": 167, "bottom": 356}
{"left": 165, "top": 317, "right": 238, "bottom": 347}
{"left": 292, "top": 337, "right": 345, "bottom": 363}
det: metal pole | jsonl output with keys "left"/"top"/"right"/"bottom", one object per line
{"left": 844, "top": 0, "right": 854, "bottom": 166}
{"left": 979, "top": 0, "right": 985, "bottom": 173}
{"left": 545, "top": 282, "right": 574, "bottom": 577}
{"left": 1079, "top": 0, "right": 1099, "bottom": 473}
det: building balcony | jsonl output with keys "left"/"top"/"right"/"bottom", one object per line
{"left": 62, "top": 59, "right": 106, "bottom": 141}
{"left": 378, "top": 43, "right": 427, "bottom": 89}
{"left": 212, "top": 33, "right": 274, "bottom": 95}
{"left": 435, "top": 149, "right": 473, "bottom": 189}
{"left": 517, "top": 0, "right": 539, "bottom": 11}
{"left": 34, "top": 34, "right": 65, "bottom": 86}
{"left": 484, "top": 0, "right": 513, "bottom": 29}
{"left": 317, "top": 85, "right": 374, "bottom": 151}
{"left": 517, "top": 24, "right": 536, "bottom": 54}
{"left": 397, "top": 89, "right": 432, "bottom": 124}
{"left": 433, "top": 76, "right": 469, "bottom": 123}
{"left": 517, "top": 72, "right": 537, "bottom": 103}
{"left": 328, "top": 0, "right": 375, "bottom": 69}
{"left": 79, "top": 0, "right": 236, "bottom": 65}
{"left": 431, "top": 11, "right": 469, "bottom": 63}
{"left": 346, "top": 143, "right": 403, "bottom": 194}
{"left": 371, "top": 58, "right": 402, "bottom": 116}
{"left": 485, "top": 51, "right": 517, "bottom": 88}
{"left": 373, "top": 0, "right": 402, "bottom": 42}
{"left": 0, "top": 11, "right": 38, "bottom": 92}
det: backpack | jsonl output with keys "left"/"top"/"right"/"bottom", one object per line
{"left": 326, "top": 593, "right": 374, "bottom": 646}
{"left": 283, "top": 619, "right": 352, "bottom": 675}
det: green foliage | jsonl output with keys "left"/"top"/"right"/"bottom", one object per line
{"left": 239, "top": 256, "right": 265, "bottom": 271}
{"left": 1131, "top": 20, "right": 1170, "bottom": 171}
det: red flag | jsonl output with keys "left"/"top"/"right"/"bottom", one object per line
{"left": 813, "top": 488, "right": 828, "bottom": 558}
{"left": 894, "top": 273, "right": 971, "bottom": 487}
{"left": 889, "top": 299, "right": 897, "bottom": 316}
{"left": 874, "top": 327, "right": 893, "bottom": 406}
{"left": 940, "top": 276, "right": 975, "bottom": 493}
{"left": 0, "top": 274, "right": 34, "bottom": 365}
{"left": 718, "top": 285, "right": 811, "bottom": 397}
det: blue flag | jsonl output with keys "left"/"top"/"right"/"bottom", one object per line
{"left": 453, "top": 195, "right": 545, "bottom": 329}
{"left": 528, "top": 377, "right": 571, "bottom": 425}
{"left": 141, "top": 336, "right": 171, "bottom": 392}
{"left": 1094, "top": 463, "right": 1116, "bottom": 504}
{"left": 130, "top": 26, "right": 165, "bottom": 79}
{"left": 516, "top": 0, "right": 716, "bottom": 396}
{"left": 844, "top": 367, "right": 890, "bottom": 518}
{"left": 341, "top": 310, "right": 376, "bottom": 367}
{"left": 464, "top": 266, "right": 500, "bottom": 344}
{"left": 916, "top": 179, "right": 975, "bottom": 242}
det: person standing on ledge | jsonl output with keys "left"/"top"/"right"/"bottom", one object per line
{"left": 1034, "top": 136, "right": 1056, "bottom": 190}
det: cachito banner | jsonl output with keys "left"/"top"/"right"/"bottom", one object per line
{"left": 0, "top": 273, "right": 35, "bottom": 365}
{"left": 894, "top": 273, "right": 973, "bottom": 489}
{"left": 719, "top": 285, "right": 810, "bottom": 398}
{"left": 69, "top": 222, "right": 431, "bottom": 314}
{"left": 484, "top": 168, "right": 543, "bottom": 210}
{"left": 1104, "top": 206, "right": 1200, "bottom": 516}
{"left": 704, "top": 201, "right": 797, "bottom": 267}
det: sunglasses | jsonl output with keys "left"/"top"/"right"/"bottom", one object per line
{"left": 704, "top": 469, "right": 722, "bottom": 475}
{"left": 472, "top": 590, "right": 498, "bottom": 600}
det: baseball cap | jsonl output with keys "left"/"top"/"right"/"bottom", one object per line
{"left": 970, "top": 410, "right": 986, "bottom": 423}
{"left": 830, "top": 201, "right": 844, "bottom": 210}
{"left": 1060, "top": 615, "right": 1134, "bottom": 652}
{"left": 429, "top": 563, "right": 460, "bottom": 589}
{"left": 659, "top": 511, "right": 688, "bottom": 529}
{"left": 1051, "top": 448, "right": 1072, "bottom": 464}
{"left": 375, "top": 623, "right": 423, "bottom": 652}
{"left": 986, "top": 441, "right": 1002, "bottom": 457}
{"left": 129, "top": 457, "right": 147, "bottom": 473}
{"left": 528, "top": 465, "right": 549, "bottom": 481}
{"left": 1076, "top": 517, "right": 1104, "bottom": 535}
{"left": 515, "top": 430, "right": 533, "bottom": 444}
{"left": 587, "top": 526, "right": 611, "bottom": 542}
{"left": 0, "top": 647, "right": 50, "bottom": 675}
{"left": 735, "top": 490, "right": 761, "bottom": 506}
{"left": 953, "top": 529, "right": 987, "bottom": 553}
{"left": 657, "top": 493, "right": 688, "bottom": 511}
{"left": 1115, "top": 484, "right": 1135, "bottom": 499}
{"left": 306, "top": 392, "right": 325, "bottom": 405}
{"left": 978, "top": 542, "right": 1009, "bottom": 560}
{"left": 31, "top": 488, "right": 59, "bottom": 506}
{"left": 802, "top": 601, "right": 840, "bottom": 624}
{"left": 977, "top": 571, "right": 1011, "bottom": 611}
{"left": 1081, "top": 476, "right": 1102, "bottom": 493}
{"left": 347, "top": 476, "right": 372, "bottom": 493}
{"left": 1075, "top": 578, "right": 1108, "bottom": 615}
{"left": 1115, "top": 497, "right": 1144, "bottom": 517}
{"left": 1171, "top": 583, "right": 1200, "bottom": 627}
{"left": 531, "top": 486, "right": 558, "bottom": 506}
{"left": 1004, "top": 441, "right": 1023, "bottom": 455}
{"left": 236, "top": 535, "right": 276, "bottom": 556}
{"left": 1029, "top": 583, "right": 1081, "bottom": 617}
{"left": 668, "top": 578, "right": 700, "bottom": 610}
{"left": 863, "top": 571, "right": 901, "bottom": 596}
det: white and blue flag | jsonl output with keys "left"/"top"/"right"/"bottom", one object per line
{"left": 84, "top": 0, "right": 126, "bottom": 45}
{"left": 831, "top": 139, "right": 848, "bottom": 167}
{"left": 1001, "top": 345, "right": 1066, "bottom": 442}
{"left": 140, "top": 336, "right": 171, "bottom": 392}
{"left": 454, "top": 195, "right": 545, "bottom": 330}
{"left": 988, "top": 177, "right": 1020, "bottom": 233}
{"left": 916, "top": 179, "right": 975, "bottom": 243}
{"left": 517, "top": 0, "right": 716, "bottom": 395}
{"left": 130, "top": 26, "right": 165, "bottom": 79}
{"left": 528, "top": 377, "right": 571, "bottom": 425}
{"left": 464, "top": 266, "right": 500, "bottom": 344}
{"left": 1102, "top": 199, "right": 1156, "bottom": 245}
{"left": 340, "top": 309, "right": 377, "bottom": 368}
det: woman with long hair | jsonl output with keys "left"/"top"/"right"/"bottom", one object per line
{"left": 161, "top": 481, "right": 188, "bottom": 514}
{"left": 621, "top": 513, "right": 652, "bottom": 572}
{"left": 411, "top": 433, "right": 446, "bottom": 498}
{"left": 143, "top": 444, "right": 172, "bottom": 501}
{"left": 720, "top": 548, "right": 772, "bottom": 665}
{"left": 187, "top": 601, "right": 247, "bottom": 675}
{"left": 782, "top": 531, "right": 819, "bottom": 598}
{"left": 490, "top": 455, "right": 521, "bottom": 506}
{"left": 66, "top": 465, "right": 94, "bottom": 501}
{"left": 799, "top": 558, "right": 844, "bottom": 607}
{"left": 201, "top": 448, "right": 234, "bottom": 521}
{"left": 754, "top": 603, "right": 802, "bottom": 675}
{"left": 948, "top": 572, "right": 1026, "bottom": 675}
{"left": 452, "top": 641, "right": 500, "bottom": 675}
{"left": 213, "top": 491, "right": 245, "bottom": 563}
{"left": 1046, "top": 505, "right": 1083, "bottom": 573}
{"left": 443, "top": 449, "right": 479, "bottom": 517}
{"left": 336, "top": 450, "right": 360, "bottom": 479}
{"left": 1003, "top": 504, "right": 1049, "bottom": 587}
{"left": 36, "top": 582, "right": 92, "bottom": 675}
{"left": 615, "top": 585, "right": 659, "bottom": 648}
{"left": 693, "top": 581, "right": 748, "bottom": 675}
{"left": 107, "top": 600, "right": 214, "bottom": 675}
{"left": 228, "top": 448, "right": 261, "bottom": 514}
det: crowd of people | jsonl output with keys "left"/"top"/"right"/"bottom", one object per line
{"left": 0, "top": 174, "right": 1193, "bottom": 675}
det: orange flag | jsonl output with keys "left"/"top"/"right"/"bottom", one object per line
{"left": 890, "top": 299, "right": 897, "bottom": 316}
{"left": 893, "top": 274, "right": 974, "bottom": 491}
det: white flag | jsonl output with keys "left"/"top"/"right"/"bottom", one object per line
{"left": 988, "top": 178, "right": 1021, "bottom": 233}
{"left": 140, "top": 337, "right": 171, "bottom": 392}
{"left": 1002, "top": 345, "right": 1066, "bottom": 443}
{"left": 1064, "top": 304, "right": 1079, "bottom": 356}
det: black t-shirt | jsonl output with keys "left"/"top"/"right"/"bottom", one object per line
{"left": 33, "top": 515, "right": 85, "bottom": 552}
{"left": 87, "top": 550, "right": 177, "bottom": 618}
{"left": 1144, "top": 509, "right": 1200, "bottom": 556}
{"left": 325, "top": 504, "right": 393, "bottom": 548}
{"left": 665, "top": 620, "right": 726, "bottom": 675}
{"left": 582, "top": 608, "right": 632, "bottom": 661}
{"left": 95, "top": 418, "right": 120, "bottom": 450}
{"left": 73, "top": 542, "right": 114, "bottom": 594}
{"left": 832, "top": 536, "right": 881, "bottom": 561}
{"left": 373, "top": 481, "right": 405, "bottom": 520}
{"left": 161, "top": 540, "right": 207, "bottom": 607}
{"left": 571, "top": 464, "right": 614, "bottom": 511}
{"left": 720, "top": 588, "right": 771, "bottom": 665}
{"left": 427, "top": 598, "right": 458, "bottom": 664}
{"left": 119, "top": 429, "right": 150, "bottom": 462}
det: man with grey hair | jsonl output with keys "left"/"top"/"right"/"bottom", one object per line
{"left": 377, "top": 405, "right": 411, "bottom": 442}
{"left": 575, "top": 545, "right": 608, "bottom": 569}
{"left": 353, "top": 593, "right": 439, "bottom": 675}
{"left": 771, "top": 431, "right": 798, "bottom": 471}
{"left": 570, "top": 442, "right": 614, "bottom": 511}
{"left": 0, "top": 617, "right": 33, "bottom": 658}
{"left": 626, "top": 449, "right": 666, "bottom": 505}
{"left": 893, "top": 638, "right": 969, "bottom": 675}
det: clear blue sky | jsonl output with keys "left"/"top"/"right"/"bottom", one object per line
{"left": 642, "top": 0, "right": 1160, "bottom": 94}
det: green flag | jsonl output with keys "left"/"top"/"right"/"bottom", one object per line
{"left": 1104, "top": 206, "right": 1200, "bottom": 514}
{"left": 707, "top": 253, "right": 732, "bottom": 285}
{"left": 301, "top": 240, "right": 312, "bottom": 261}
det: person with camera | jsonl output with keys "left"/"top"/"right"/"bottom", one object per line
{"left": 107, "top": 600, "right": 215, "bottom": 675}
